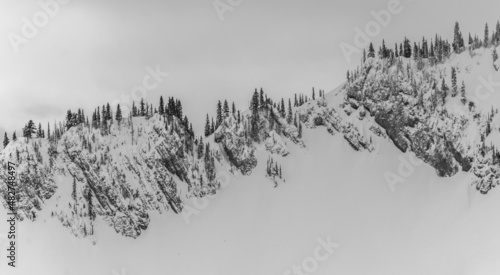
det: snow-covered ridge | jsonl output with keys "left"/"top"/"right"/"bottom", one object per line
{"left": 0, "top": 100, "right": 307, "bottom": 239}
{"left": 1, "top": 45, "right": 500, "bottom": 240}
{"left": 343, "top": 45, "right": 500, "bottom": 193}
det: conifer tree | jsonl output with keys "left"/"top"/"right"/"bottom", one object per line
{"left": 205, "top": 114, "right": 211, "bottom": 137}
{"left": 87, "top": 191, "right": 94, "bottom": 221}
{"left": 38, "top": 122, "right": 43, "bottom": 138}
{"left": 106, "top": 103, "right": 111, "bottom": 120}
{"left": 381, "top": 39, "right": 388, "bottom": 58}
{"left": 197, "top": 136, "right": 204, "bottom": 159}
{"left": 496, "top": 20, "right": 500, "bottom": 45}
{"left": 47, "top": 123, "right": 51, "bottom": 141}
{"left": 3, "top": 132, "right": 9, "bottom": 148}
{"left": 159, "top": 96, "right": 165, "bottom": 115}
{"left": 232, "top": 102, "right": 236, "bottom": 115}
{"left": 451, "top": 67, "right": 458, "bottom": 97}
{"left": 287, "top": 99, "right": 293, "bottom": 124}
{"left": 429, "top": 41, "right": 435, "bottom": 64}
{"left": 280, "top": 98, "right": 286, "bottom": 118}
{"left": 453, "top": 22, "right": 463, "bottom": 53}
{"left": 251, "top": 90, "right": 260, "bottom": 140}
{"left": 211, "top": 118, "right": 215, "bottom": 134}
{"left": 216, "top": 100, "right": 222, "bottom": 127}
{"left": 298, "top": 122, "right": 302, "bottom": 138}
{"left": 413, "top": 42, "right": 419, "bottom": 61}
{"left": 23, "top": 120, "right": 37, "bottom": 140}
{"left": 66, "top": 110, "right": 73, "bottom": 130}
{"left": 116, "top": 104, "right": 122, "bottom": 124}
{"left": 72, "top": 178, "right": 77, "bottom": 201}
{"left": 367, "top": 43, "right": 375, "bottom": 58}
{"left": 460, "top": 81, "right": 467, "bottom": 104}
{"left": 223, "top": 100, "right": 230, "bottom": 116}
{"left": 403, "top": 37, "right": 412, "bottom": 58}
{"left": 12, "top": 132, "right": 17, "bottom": 142}
{"left": 176, "top": 100, "right": 183, "bottom": 118}
{"left": 259, "top": 88, "right": 265, "bottom": 109}
{"left": 132, "top": 102, "right": 137, "bottom": 117}
{"left": 101, "top": 105, "right": 106, "bottom": 122}
{"left": 312, "top": 87, "right": 315, "bottom": 100}
{"left": 441, "top": 78, "right": 448, "bottom": 103}
{"left": 422, "top": 38, "right": 428, "bottom": 58}
{"left": 140, "top": 98, "right": 146, "bottom": 116}
{"left": 485, "top": 23, "right": 489, "bottom": 47}
{"left": 183, "top": 115, "right": 189, "bottom": 130}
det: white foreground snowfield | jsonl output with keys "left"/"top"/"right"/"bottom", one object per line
{"left": 1, "top": 45, "right": 500, "bottom": 275}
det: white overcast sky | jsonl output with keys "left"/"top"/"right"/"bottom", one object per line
{"left": 0, "top": 0, "right": 499, "bottom": 138}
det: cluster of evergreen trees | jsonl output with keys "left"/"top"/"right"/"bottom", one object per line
{"left": 266, "top": 157, "right": 283, "bottom": 187}
{"left": 3, "top": 120, "right": 48, "bottom": 148}
{"left": 204, "top": 99, "right": 240, "bottom": 137}
{"left": 346, "top": 20, "right": 500, "bottom": 108}
{"left": 363, "top": 34, "right": 453, "bottom": 66}
{"left": 349, "top": 20, "right": 500, "bottom": 82}
{"left": 203, "top": 87, "right": 320, "bottom": 141}
{"left": 2, "top": 95, "right": 195, "bottom": 148}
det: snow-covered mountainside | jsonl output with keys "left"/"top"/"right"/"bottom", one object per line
{"left": 1, "top": 41, "right": 500, "bottom": 275}
{"left": 1, "top": 45, "right": 500, "bottom": 241}
{"left": 344, "top": 45, "right": 500, "bottom": 194}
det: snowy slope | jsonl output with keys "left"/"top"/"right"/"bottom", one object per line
{"left": 2, "top": 121, "right": 500, "bottom": 275}
{"left": 1, "top": 43, "right": 500, "bottom": 275}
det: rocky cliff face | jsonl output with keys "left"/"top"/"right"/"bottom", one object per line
{"left": 0, "top": 104, "right": 307, "bottom": 239}
{"left": 0, "top": 115, "right": 223, "bottom": 239}
{"left": 343, "top": 51, "right": 500, "bottom": 193}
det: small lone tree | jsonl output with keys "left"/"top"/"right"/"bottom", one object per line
{"left": 204, "top": 114, "right": 211, "bottom": 137}
{"left": 367, "top": 43, "right": 375, "bottom": 58}
{"left": 159, "top": 96, "right": 165, "bottom": 115}
{"left": 115, "top": 104, "right": 122, "bottom": 124}
{"left": 72, "top": 178, "right": 77, "bottom": 201}
{"left": 460, "top": 81, "right": 467, "bottom": 104}
{"left": 485, "top": 23, "right": 490, "bottom": 47}
{"left": 23, "top": 120, "right": 37, "bottom": 140}
{"left": 3, "top": 132, "right": 9, "bottom": 148}
{"left": 451, "top": 67, "right": 458, "bottom": 97}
